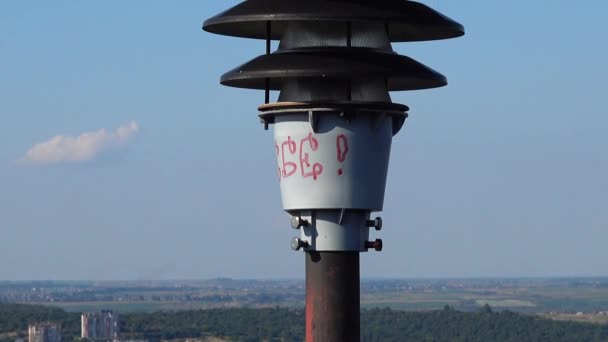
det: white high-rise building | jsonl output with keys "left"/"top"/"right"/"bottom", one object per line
{"left": 28, "top": 323, "right": 61, "bottom": 342}
{"left": 81, "top": 311, "right": 119, "bottom": 340}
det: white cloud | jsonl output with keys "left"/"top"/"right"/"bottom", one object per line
{"left": 18, "top": 121, "right": 139, "bottom": 165}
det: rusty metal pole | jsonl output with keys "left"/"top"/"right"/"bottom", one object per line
{"left": 306, "top": 252, "right": 360, "bottom": 341}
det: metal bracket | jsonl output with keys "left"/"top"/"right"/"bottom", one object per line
{"left": 308, "top": 111, "right": 318, "bottom": 133}
{"left": 296, "top": 210, "right": 371, "bottom": 252}
{"left": 260, "top": 117, "right": 270, "bottom": 130}
{"left": 392, "top": 114, "right": 408, "bottom": 136}
{"left": 371, "top": 112, "right": 386, "bottom": 132}
{"left": 339, "top": 111, "right": 353, "bottom": 124}
{"left": 338, "top": 209, "right": 346, "bottom": 225}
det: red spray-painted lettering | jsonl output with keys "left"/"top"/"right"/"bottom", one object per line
{"left": 336, "top": 134, "right": 349, "bottom": 176}
{"left": 276, "top": 133, "right": 354, "bottom": 181}
{"left": 281, "top": 137, "right": 297, "bottom": 178}
{"left": 300, "top": 133, "right": 324, "bottom": 180}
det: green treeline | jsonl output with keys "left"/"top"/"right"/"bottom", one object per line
{"left": 361, "top": 306, "right": 608, "bottom": 342}
{"left": 2, "top": 303, "right": 608, "bottom": 342}
{"left": 0, "top": 304, "right": 80, "bottom": 339}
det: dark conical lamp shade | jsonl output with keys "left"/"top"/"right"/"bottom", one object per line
{"left": 220, "top": 47, "right": 447, "bottom": 91}
{"left": 203, "top": 0, "right": 464, "bottom": 42}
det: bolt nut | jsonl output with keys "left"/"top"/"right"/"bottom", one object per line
{"left": 291, "top": 216, "right": 309, "bottom": 229}
{"left": 291, "top": 238, "right": 309, "bottom": 251}
{"left": 366, "top": 217, "right": 383, "bottom": 231}
{"left": 366, "top": 239, "right": 383, "bottom": 252}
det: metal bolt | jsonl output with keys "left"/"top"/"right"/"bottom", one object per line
{"left": 291, "top": 216, "right": 309, "bottom": 229}
{"left": 366, "top": 217, "right": 383, "bottom": 231}
{"left": 291, "top": 238, "right": 309, "bottom": 251}
{"left": 366, "top": 239, "right": 383, "bottom": 252}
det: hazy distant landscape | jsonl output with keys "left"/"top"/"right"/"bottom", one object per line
{"left": 2, "top": 278, "right": 608, "bottom": 320}
{"left": 5, "top": 277, "right": 608, "bottom": 340}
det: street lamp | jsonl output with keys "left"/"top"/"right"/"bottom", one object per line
{"left": 204, "top": 1, "right": 463, "bottom": 340}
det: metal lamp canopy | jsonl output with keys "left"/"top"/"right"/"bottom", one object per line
{"left": 203, "top": 0, "right": 464, "bottom": 42}
{"left": 220, "top": 47, "right": 447, "bottom": 91}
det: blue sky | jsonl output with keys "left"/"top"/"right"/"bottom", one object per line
{"left": 0, "top": 0, "right": 607, "bottom": 280}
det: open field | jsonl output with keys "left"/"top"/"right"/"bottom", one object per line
{"left": 542, "top": 313, "right": 608, "bottom": 325}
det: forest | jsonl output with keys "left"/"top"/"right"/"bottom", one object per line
{"left": 1, "top": 303, "right": 608, "bottom": 342}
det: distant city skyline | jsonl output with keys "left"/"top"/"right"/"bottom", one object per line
{"left": 1, "top": 0, "right": 607, "bottom": 280}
